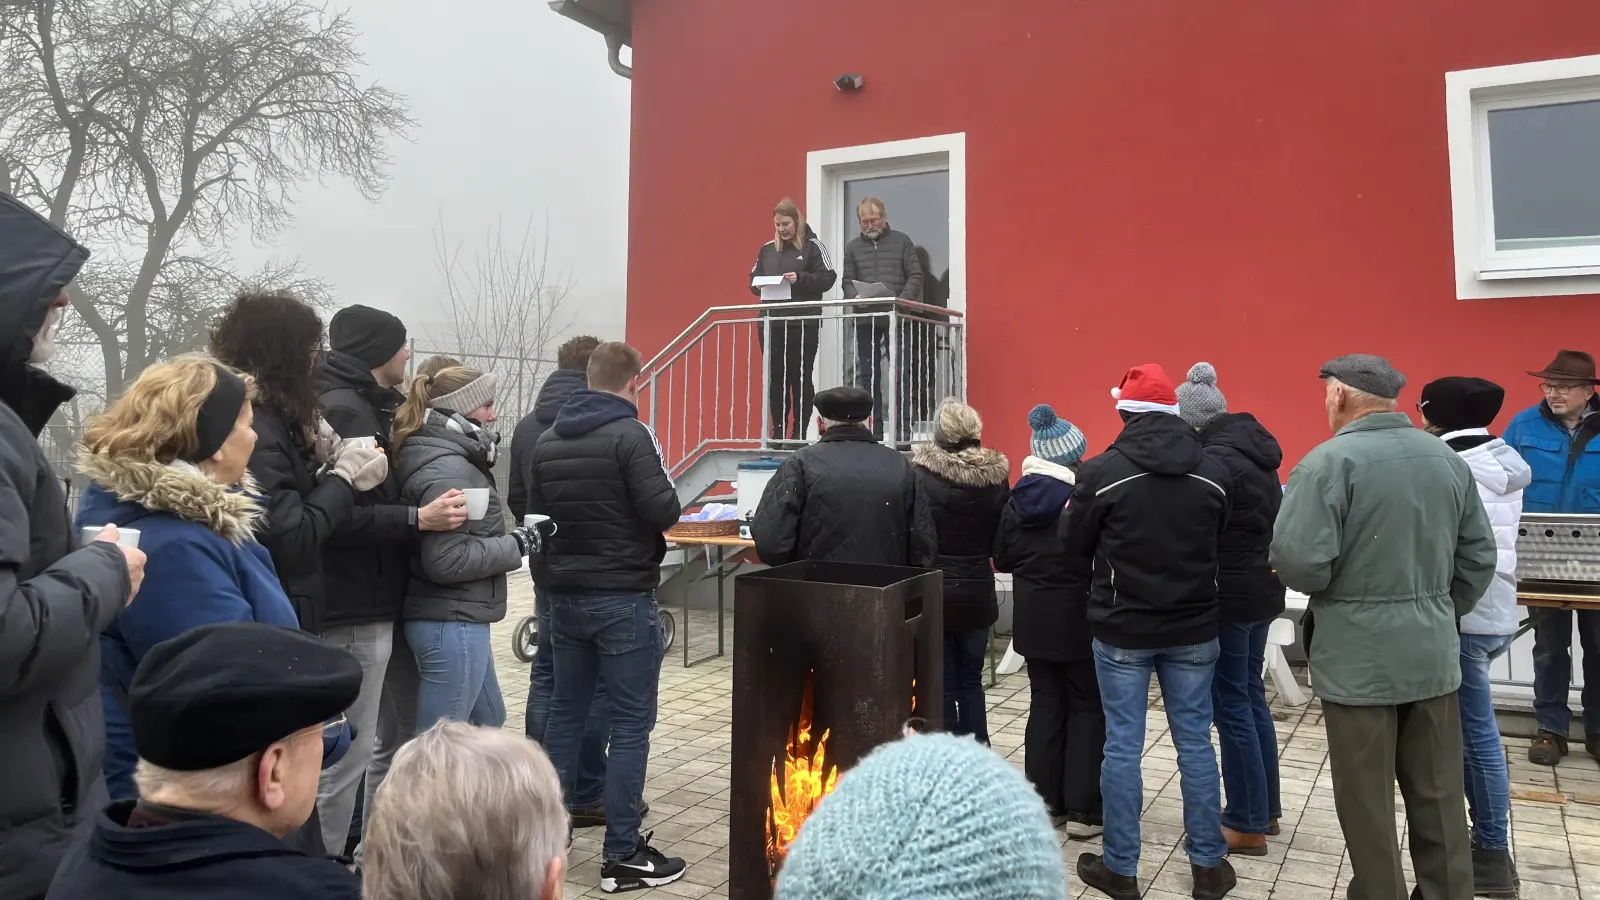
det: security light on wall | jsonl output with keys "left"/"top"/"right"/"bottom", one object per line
{"left": 834, "top": 74, "right": 865, "bottom": 91}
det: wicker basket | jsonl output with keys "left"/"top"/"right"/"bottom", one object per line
{"left": 666, "top": 520, "right": 741, "bottom": 540}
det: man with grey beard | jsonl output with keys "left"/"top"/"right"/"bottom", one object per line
{"left": 841, "top": 196, "right": 923, "bottom": 439}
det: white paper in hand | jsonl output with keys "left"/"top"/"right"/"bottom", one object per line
{"left": 752, "top": 275, "right": 791, "bottom": 301}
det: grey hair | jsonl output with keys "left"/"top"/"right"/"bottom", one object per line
{"left": 820, "top": 415, "right": 865, "bottom": 430}
{"left": 363, "top": 722, "right": 568, "bottom": 900}
{"left": 1326, "top": 377, "right": 1397, "bottom": 411}
{"left": 134, "top": 757, "right": 254, "bottom": 800}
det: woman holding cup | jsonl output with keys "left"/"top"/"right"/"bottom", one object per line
{"left": 391, "top": 365, "right": 541, "bottom": 729}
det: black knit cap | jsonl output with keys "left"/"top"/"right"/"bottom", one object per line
{"left": 1418, "top": 376, "right": 1506, "bottom": 432}
{"left": 328, "top": 304, "right": 407, "bottom": 369}
{"left": 814, "top": 386, "right": 873, "bottom": 423}
{"left": 129, "top": 622, "right": 361, "bottom": 771}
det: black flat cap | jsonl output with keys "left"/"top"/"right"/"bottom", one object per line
{"left": 129, "top": 623, "right": 362, "bottom": 772}
{"left": 1319, "top": 354, "right": 1407, "bottom": 400}
{"left": 814, "top": 386, "right": 873, "bottom": 423}
{"left": 1419, "top": 377, "right": 1506, "bottom": 432}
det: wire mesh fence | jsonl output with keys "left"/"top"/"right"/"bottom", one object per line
{"left": 407, "top": 345, "right": 556, "bottom": 501}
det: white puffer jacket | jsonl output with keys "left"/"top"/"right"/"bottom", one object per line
{"left": 1446, "top": 431, "right": 1533, "bottom": 636}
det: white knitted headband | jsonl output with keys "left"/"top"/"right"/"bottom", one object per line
{"left": 430, "top": 372, "right": 500, "bottom": 416}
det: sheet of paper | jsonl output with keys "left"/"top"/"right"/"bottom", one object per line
{"left": 751, "top": 275, "right": 785, "bottom": 286}
{"left": 850, "top": 279, "right": 894, "bottom": 299}
{"left": 757, "top": 279, "right": 791, "bottom": 301}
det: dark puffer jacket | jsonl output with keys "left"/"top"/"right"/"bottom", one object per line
{"left": 749, "top": 224, "right": 837, "bottom": 314}
{"left": 912, "top": 443, "right": 1010, "bottom": 632}
{"left": 0, "top": 192, "right": 131, "bottom": 900}
{"left": 840, "top": 227, "right": 924, "bottom": 301}
{"left": 994, "top": 457, "right": 1092, "bottom": 662}
{"left": 317, "top": 351, "right": 417, "bottom": 628}
{"left": 1060, "top": 412, "right": 1233, "bottom": 650}
{"left": 527, "top": 390, "right": 682, "bottom": 594}
{"left": 395, "top": 412, "right": 521, "bottom": 624}
{"left": 1199, "top": 413, "right": 1287, "bottom": 624}
{"left": 507, "top": 368, "right": 587, "bottom": 522}
{"left": 752, "top": 424, "right": 937, "bottom": 568}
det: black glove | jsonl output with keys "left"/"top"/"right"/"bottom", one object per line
{"left": 511, "top": 524, "right": 542, "bottom": 557}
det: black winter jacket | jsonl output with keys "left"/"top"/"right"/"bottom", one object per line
{"left": 45, "top": 801, "right": 361, "bottom": 900}
{"left": 1060, "top": 412, "right": 1233, "bottom": 650}
{"left": 994, "top": 458, "right": 1093, "bottom": 662}
{"left": 0, "top": 192, "right": 131, "bottom": 900}
{"left": 749, "top": 224, "right": 837, "bottom": 313}
{"left": 527, "top": 390, "right": 682, "bottom": 594}
{"left": 912, "top": 443, "right": 1010, "bottom": 632}
{"left": 1199, "top": 413, "right": 1287, "bottom": 624}
{"left": 248, "top": 406, "right": 356, "bottom": 635}
{"left": 841, "top": 227, "right": 924, "bottom": 302}
{"left": 508, "top": 368, "right": 587, "bottom": 521}
{"left": 752, "top": 425, "right": 938, "bottom": 568}
{"left": 316, "top": 352, "right": 417, "bottom": 628}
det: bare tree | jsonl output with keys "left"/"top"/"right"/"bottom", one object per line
{"left": 0, "top": 0, "right": 412, "bottom": 397}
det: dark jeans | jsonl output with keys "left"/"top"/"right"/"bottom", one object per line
{"left": 1531, "top": 608, "right": 1600, "bottom": 737}
{"left": 546, "top": 591, "right": 663, "bottom": 862}
{"left": 526, "top": 586, "right": 611, "bottom": 808}
{"left": 943, "top": 628, "right": 990, "bottom": 742}
{"left": 1212, "top": 618, "right": 1281, "bottom": 834}
{"left": 1324, "top": 693, "right": 1472, "bottom": 900}
{"left": 762, "top": 317, "right": 819, "bottom": 441}
{"left": 1024, "top": 657, "right": 1104, "bottom": 820}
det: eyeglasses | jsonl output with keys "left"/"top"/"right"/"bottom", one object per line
{"left": 292, "top": 713, "right": 347, "bottom": 741}
{"left": 1541, "top": 382, "right": 1589, "bottom": 394}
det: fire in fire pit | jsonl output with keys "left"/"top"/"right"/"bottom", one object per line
{"left": 765, "top": 672, "right": 837, "bottom": 877}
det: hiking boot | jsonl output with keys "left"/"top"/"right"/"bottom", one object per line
{"left": 1527, "top": 731, "right": 1568, "bottom": 766}
{"left": 1472, "top": 845, "right": 1519, "bottom": 898}
{"left": 1222, "top": 825, "right": 1268, "bottom": 857}
{"left": 1077, "top": 853, "right": 1140, "bottom": 900}
{"left": 599, "top": 832, "right": 686, "bottom": 893}
{"left": 1192, "top": 858, "right": 1238, "bottom": 900}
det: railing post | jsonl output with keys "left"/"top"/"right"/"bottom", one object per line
{"left": 886, "top": 302, "right": 899, "bottom": 448}
{"left": 759, "top": 313, "right": 772, "bottom": 450}
{"left": 648, "top": 371, "right": 658, "bottom": 430}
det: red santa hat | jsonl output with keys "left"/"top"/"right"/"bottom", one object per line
{"left": 1110, "top": 364, "right": 1181, "bottom": 416}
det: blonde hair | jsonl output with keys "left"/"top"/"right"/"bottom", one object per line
{"left": 586, "top": 341, "right": 643, "bottom": 393}
{"left": 363, "top": 722, "right": 568, "bottom": 900}
{"left": 391, "top": 365, "right": 485, "bottom": 450}
{"left": 83, "top": 355, "right": 256, "bottom": 463}
{"left": 933, "top": 397, "right": 982, "bottom": 445}
{"left": 773, "top": 197, "right": 807, "bottom": 252}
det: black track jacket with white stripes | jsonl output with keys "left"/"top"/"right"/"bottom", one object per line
{"left": 1059, "top": 411, "right": 1234, "bottom": 650}
{"left": 749, "top": 224, "right": 836, "bottom": 314}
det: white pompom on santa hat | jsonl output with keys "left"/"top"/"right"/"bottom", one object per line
{"left": 1109, "top": 364, "right": 1182, "bottom": 416}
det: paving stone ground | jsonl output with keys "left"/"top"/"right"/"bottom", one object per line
{"left": 490, "top": 572, "right": 1600, "bottom": 899}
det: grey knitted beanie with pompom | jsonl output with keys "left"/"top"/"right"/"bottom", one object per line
{"left": 1176, "top": 361, "right": 1227, "bottom": 429}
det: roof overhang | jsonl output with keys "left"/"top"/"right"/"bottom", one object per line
{"left": 548, "top": 0, "right": 631, "bottom": 47}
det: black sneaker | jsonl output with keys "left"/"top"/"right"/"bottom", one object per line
{"left": 600, "top": 833, "right": 686, "bottom": 893}
{"left": 1471, "top": 845, "right": 1519, "bottom": 899}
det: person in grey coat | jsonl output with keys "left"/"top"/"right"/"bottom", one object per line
{"left": 0, "top": 192, "right": 143, "bottom": 899}
{"left": 841, "top": 197, "right": 924, "bottom": 438}
{"left": 390, "top": 364, "right": 541, "bottom": 732}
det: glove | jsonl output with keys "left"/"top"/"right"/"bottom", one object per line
{"left": 312, "top": 417, "right": 340, "bottom": 467}
{"left": 328, "top": 439, "right": 388, "bottom": 492}
{"left": 510, "top": 524, "right": 542, "bottom": 557}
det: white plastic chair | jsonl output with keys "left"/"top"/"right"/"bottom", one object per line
{"left": 997, "top": 638, "right": 1026, "bottom": 676}
{"left": 1264, "top": 617, "right": 1308, "bottom": 706}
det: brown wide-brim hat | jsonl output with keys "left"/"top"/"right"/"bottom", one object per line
{"left": 1528, "top": 350, "right": 1599, "bottom": 384}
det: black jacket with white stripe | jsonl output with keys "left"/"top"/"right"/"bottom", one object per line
{"left": 1059, "top": 411, "right": 1233, "bottom": 650}
{"left": 749, "top": 224, "right": 836, "bottom": 315}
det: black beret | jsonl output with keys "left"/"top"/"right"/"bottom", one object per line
{"left": 1418, "top": 376, "right": 1506, "bottom": 433}
{"left": 129, "top": 623, "right": 362, "bottom": 772}
{"left": 329, "top": 304, "right": 407, "bottom": 370}
{"left": 814, "top": 386, "right": 873, "bottom": 423}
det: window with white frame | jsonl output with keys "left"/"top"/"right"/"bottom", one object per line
{"left": 1447, "top": 54, "right": 1600, "bottom": 299}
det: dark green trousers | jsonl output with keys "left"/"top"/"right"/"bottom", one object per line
{"left": 1323, "top": 692, "right": 1473, "bottom": 900}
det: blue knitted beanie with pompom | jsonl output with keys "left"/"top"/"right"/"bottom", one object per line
{"left": 774, "top": 733, "right": 1068, "bottom": 900}
{"left": 1027, "top": 404, "right": 1087, "bottom": 467}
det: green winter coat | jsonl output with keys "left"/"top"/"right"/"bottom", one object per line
{"left": 1269, "top": 412, "right": 1496, "bottom": 706}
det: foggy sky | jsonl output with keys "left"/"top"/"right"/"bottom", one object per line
{"left": 227, "top": 0, "right": 631, "bottom": 347}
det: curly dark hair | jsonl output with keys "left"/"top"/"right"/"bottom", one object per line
{"left": 209, "top": 290, "right": 325, "bottom": 437}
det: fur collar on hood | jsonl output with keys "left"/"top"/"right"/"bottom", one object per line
{"left": 912, "top": 442, "right": 1010, "bottom": 487}
{"left": 77, "top": 453, "right": 264, "bottom": 545}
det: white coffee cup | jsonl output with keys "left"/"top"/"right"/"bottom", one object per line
{"left": 344, "top": 436, "right": 378, "bottom": 451}
{"left": 82, "top": 526, "right": 141, "bottom": 550}
{"left": 524, "top": 514, "right": 557, "bottom": 535}
{"left": 463, "top": 488, "right": 491, "bottom": 520}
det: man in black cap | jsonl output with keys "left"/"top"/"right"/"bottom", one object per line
{"left": 47, "top": 623, "right": 364, "bottom": 900}
{"left": 752, "top": 385, "right": 937, "bottom": 567}
{"left": 315, "top": 303, "right": 467, "bottom": 857}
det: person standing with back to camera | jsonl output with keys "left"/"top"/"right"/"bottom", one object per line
{"left": 750, "top": 197, "right": 836, "bottom": 442}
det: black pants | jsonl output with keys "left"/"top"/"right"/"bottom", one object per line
{"left": 1025, "top": 658, "right": 1104, "bottom": 821}
{"left": 763, "top": 318, "right": 818, "bottom": 441}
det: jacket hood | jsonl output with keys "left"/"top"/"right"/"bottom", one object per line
{"left": 0, "top": 192, "right": 88, "bottom": 432}
{"left": 402, "top": 410, "right": 496, "bottom": 471}
{"left": 536, "top": 368, "right": 589, "bottom": 426}
{"left": 88, "top": 801, "right": 303, "bottom": 870}
{"left": 77, "top": 453, "right": 264, "bottom": 544}
{"left": 912, "top": 443, "right": 1009, "bottom": 487}
{"left": 1200, "top": 412, "right": 1283, "bottom": 471}
{"left": 553, "top": 389, "right": 639, "bottom": 438}
{"left": 1114, "top": 411, "right": 1204, "bottom": 475}
{"left": 317, "top": 350, "right": 379, "bottom": 393}
{"left": 1010, "top": 457, "right": 1076, "bottom": 527}
{"left": 1453, "top": 434, "right": 1534, "bottom": 497}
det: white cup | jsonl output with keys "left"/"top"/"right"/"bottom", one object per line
{"left": 462, "top": 488, "right": 491, "bottom": 520}
{"left": 344, "top": 436, "right": 377, "bottom": 451}
{"left": 82, "top": 526, "right": 141, "bottom": 550}
{"left": 524, "top": 514, "right": 557, "bottom": 535}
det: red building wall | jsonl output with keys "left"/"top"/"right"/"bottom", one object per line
{"left": 624, "top": 0, "right": 1600, "bottom": 468}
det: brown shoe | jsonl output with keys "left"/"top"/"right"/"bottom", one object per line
{"left": 1528, "top": 730, "right": 1568, "bottom": 766}
{"left": 1222, "top": 825, "right": 1268, "bottom": 857}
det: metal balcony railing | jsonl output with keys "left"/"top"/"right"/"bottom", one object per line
{"left": 639, "top": 299, "right": 966, "bottom": 478}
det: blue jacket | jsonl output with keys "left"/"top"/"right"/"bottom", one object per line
{"left": 74, "top": 454, "right": 294, "bottom": 800}
{"left": 1502, "top": 398, "right": 1600, "bottom": 514}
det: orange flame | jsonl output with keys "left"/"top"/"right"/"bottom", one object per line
{"left": 765, "top": 671, "right": 838, "bottom": 878}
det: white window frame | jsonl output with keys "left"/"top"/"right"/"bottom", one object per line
{"left": 1447, "top": 54, "right": 1600, "bottom": 299}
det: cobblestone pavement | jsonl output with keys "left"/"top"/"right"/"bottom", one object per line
{"left": 489, "top": 572, "right": 1600, "bottom": 899}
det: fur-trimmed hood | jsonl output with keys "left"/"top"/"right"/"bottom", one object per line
{"left": 76, "top": 453, "right": 264, "bottom": 545}
{"left": 912, "top": 443, "right": 1010, "bottom": 487}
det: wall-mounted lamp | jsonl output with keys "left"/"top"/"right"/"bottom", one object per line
{"left": 834, "top": 74, "right": 865, "bottom": 92}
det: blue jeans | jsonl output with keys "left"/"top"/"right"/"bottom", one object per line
{"left": 943, "top": 628, "right": 990, "bottom": 743}
{"left": 1212, "top": 619, "right": 1281, "bottom": 834}
{"left": 1094, "top": 638, "right": 1227, "bottom": 875}
{"left": 404, "top": 620, "right": 505, "bottom": 731}
{"left": 1531, "top": 608, "right": 1600, "bottom": 736}
{"left": 527, "top": 586, "right": 612, "bottom": 808}
{"left": 546, "top": 592, "right": 663, "bottom": 862}
{"left": 1461, "top": 633, "right": 1514, "bottom": 851}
